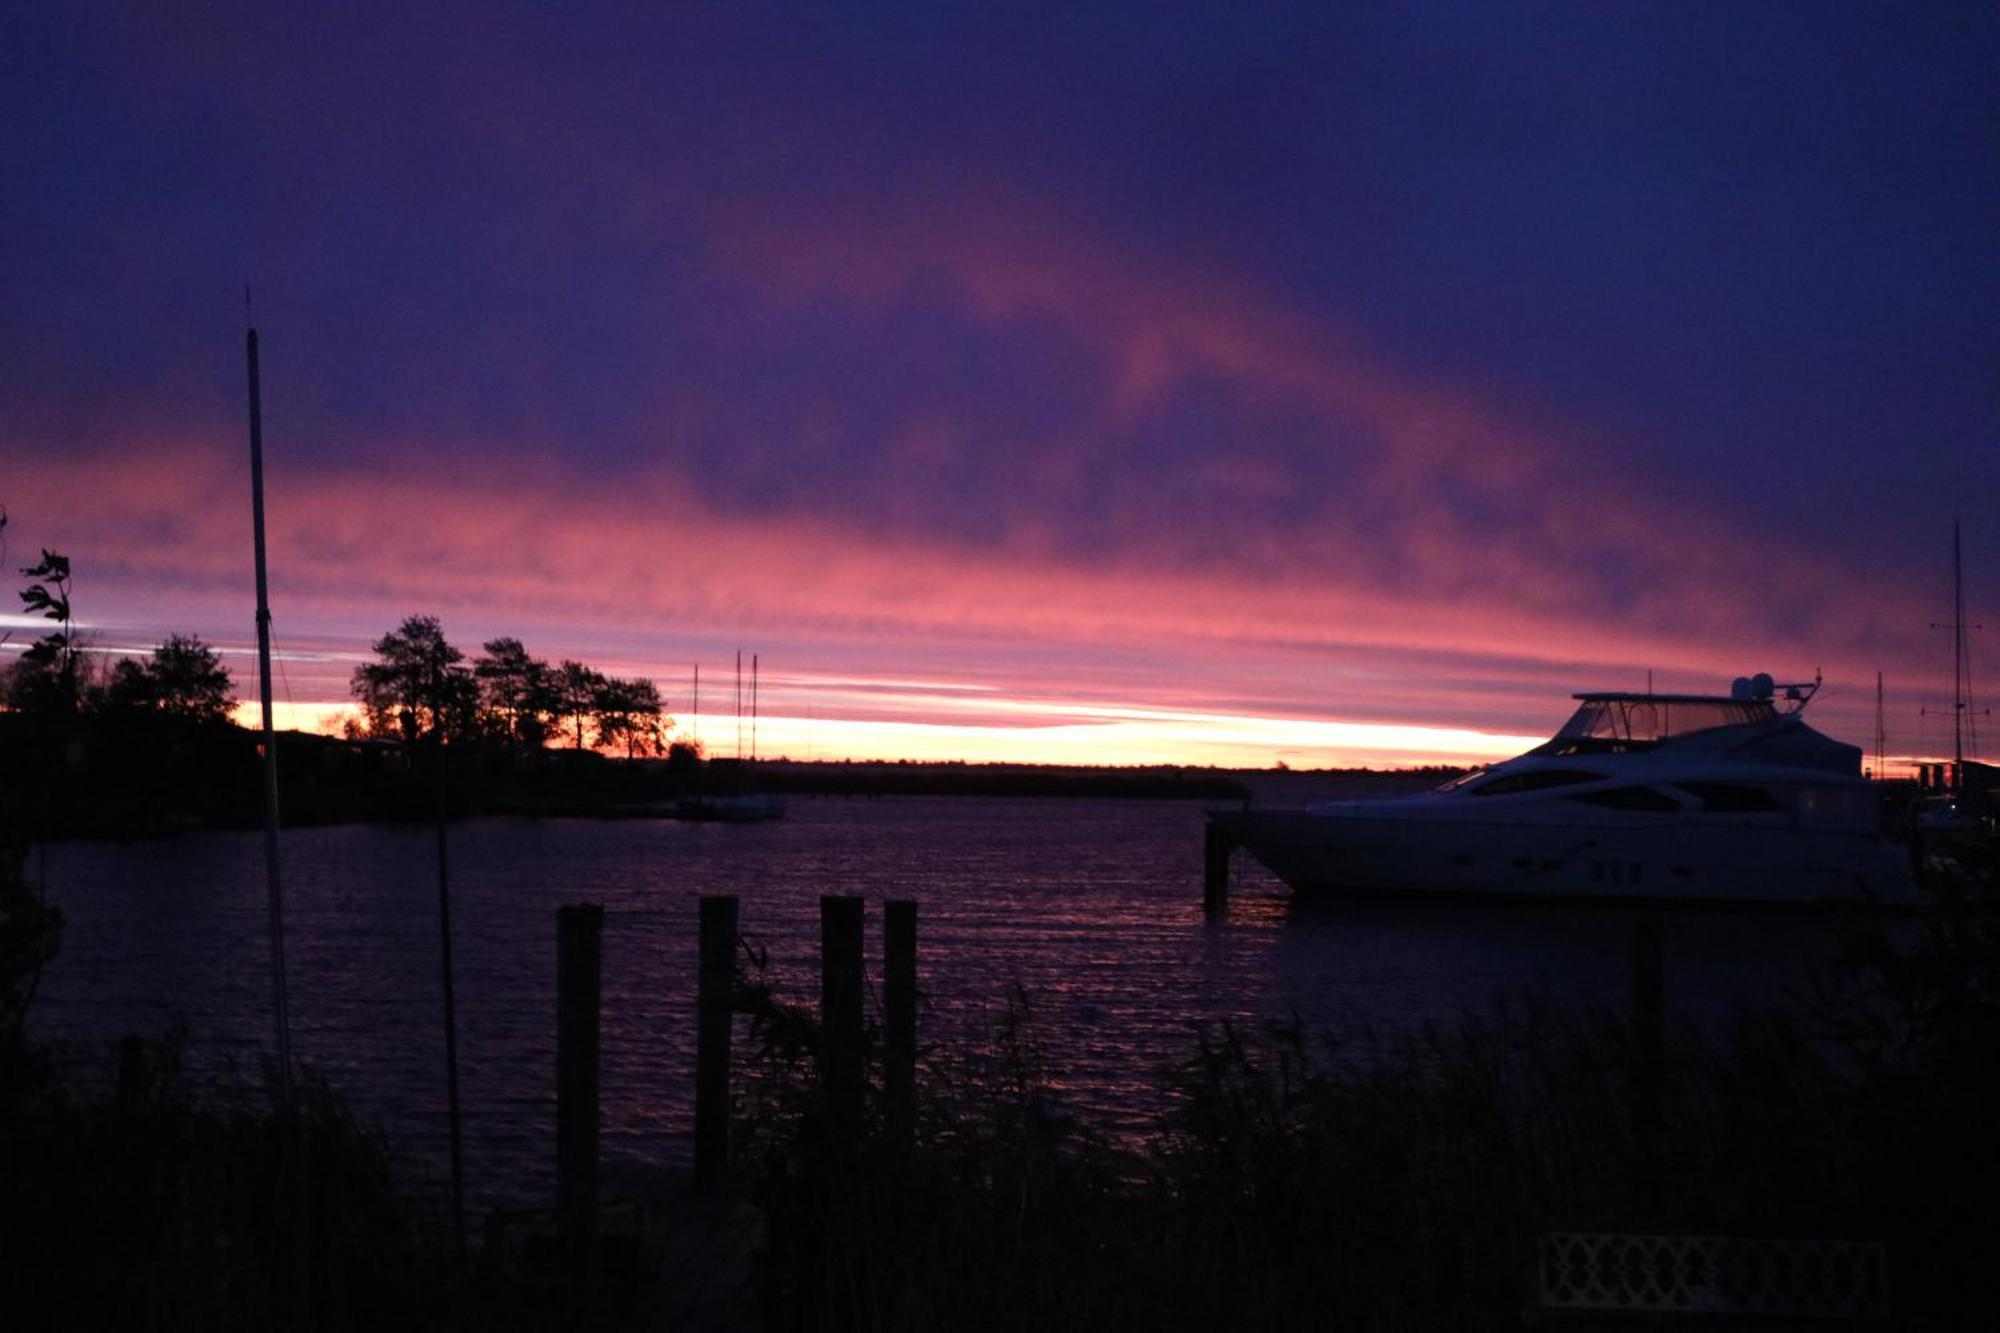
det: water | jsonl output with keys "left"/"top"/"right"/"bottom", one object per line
{"left": 27, "top": 796, "right": 1855, "bottom": 1212}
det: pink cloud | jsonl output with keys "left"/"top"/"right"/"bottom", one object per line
{"left": 1, "top": 421, "right": 1942, "bottom": 763}
{"left": 696, "top": 190, "right": 1924, "bottom": 663}
{"left": 0, "top": 188, "right": 1952, "bottom": 765}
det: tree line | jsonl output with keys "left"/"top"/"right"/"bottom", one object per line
{"left": 1, "top": 525, "right": 676, "bottom": 760}
{"left": 347, "top": 614, "right": 676, "bottom": 758}
{"left": 3, "top": 533, "right": 234, "bottom": 724}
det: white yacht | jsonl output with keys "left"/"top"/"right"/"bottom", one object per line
{"left": 1219, "top": 674, "right": 1917, "bottom": 905}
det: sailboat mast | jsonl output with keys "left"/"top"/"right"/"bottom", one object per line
{"left": 1952, "top": 520, "right": 1968, "bottom": 773}
{"left": 245, "top": 317, "right": 293, "bottom": 1103}
{"left": 735, "top": 650, "right": 743, "bottom": 761}
{"left": 692, "top": 663, "right": 700, "bottom": 752}
{"left": 752, "top": 653, "right": 759, "bottom": 763}
{"left": 1874, "top": 671, "right": 1886, "bottom": 781}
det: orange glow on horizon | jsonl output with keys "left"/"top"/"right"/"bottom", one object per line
{"left": 236, "top": 692, "right": 1545, "bottom": 769}
{"left": 232, "top": 691, "right": 1977, "bottom": 776}
{"left": 718, "top": 707, "right": 1547, "bottom": 768}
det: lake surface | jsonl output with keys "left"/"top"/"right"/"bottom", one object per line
{"left": 27, "top": 796, "right": 1857, "bottom": 1213}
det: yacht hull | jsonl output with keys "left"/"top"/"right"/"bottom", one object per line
{"left": 1217, "top": 807, "right": 1918, "bottom": 906}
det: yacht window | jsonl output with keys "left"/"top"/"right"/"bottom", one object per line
{"left": 1469, "top": 769, "right": 1606, "bottom": 796}
{"left": 1796, "top": 785, "right": 1877, "bottom": 831}
{"left": 1551, "top": 697, "right": 1772, "bottom": 745}
{"left": 1678, "top": 782, "right": 1785, "bottom": 814}
{"left": 1565, "top": 785, "right": 1681, "bottom": 812}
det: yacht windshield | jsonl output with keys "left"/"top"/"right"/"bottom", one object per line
{"left": 1544, "top": 697, "right": 1771, "bottom": 749}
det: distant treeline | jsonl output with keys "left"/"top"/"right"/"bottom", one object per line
{"left": 0, "top": 713, "right": 699, "bottom": 838}
{"left": 344, "top": 615, "right": 681, "bottom": 758}
{"left": 0, "top": 535, "right": 1449, "bottom": 834}
{"left": 752, "top": 761, "right": 1251, "bottom": 801}
{"left": 2, "top": 531, "right": 680, "bottom": 758}
{"left": 0, "top": 539, "right": 702, "bottom": 833}
{"left": 0, "top": 705, "right": 1458, "bottom": 838}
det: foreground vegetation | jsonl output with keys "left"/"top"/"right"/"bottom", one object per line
{"left": 0, "top": 827, "right": 450, "bottom": 1330}
{"left": 7, "top": 828, "right": 1998, "bottom": 1327}
{"left": 736, "top": 881, "right": 2000, "bottom": 1330}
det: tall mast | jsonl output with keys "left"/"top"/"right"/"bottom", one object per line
{"left": 752, "top": 653, "right": 759, "bottom": 763}
{"left": 1925, "top": 521, "right": 1983, "bottom": 786}
{"left": 692, "top": 663, "right": 700, "bottom": 752}
{"left": 735, "top": 650, "right": 743, "bottom": 761}
{"left": 1953, "top": 521, "right": 1965, "bottom": 772}
{"left": 245, "top": 312, "right": 293, "bottom": 1103}
{"left": 1936, "top": 516, "right": 1984, "bottom": 772}
{"left": 1933, "top": 519, "right": 1983, "bottom": 776}
{"left": 1873, "top": 671, "right": 1886, "bottom": 780}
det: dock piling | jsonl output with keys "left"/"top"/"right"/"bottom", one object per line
{"left": 820, "top": 895, "right": 866, "bottom": 1122}
{"left": 694, "top": 894, "right": 739, "bottom": 1193}
{"left": 557, "top": 903, "right": 604, "bottom": 1305}
{"left": 884, "top": 899, "right": 918, "bottom": 1149}
{"left": 116, "top": 1034, "right": 146, "bottom": 1114}
{"left": 1203, "top": 819, "right": 1233, "bottom": 915}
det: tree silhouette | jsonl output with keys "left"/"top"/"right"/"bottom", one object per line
{"left": 10, "top": 549, "right": 86, "bottom": 714}
{"left": 139, "top": 635, "right": 234, "bottom": 723}
{"left": 351, "top": 616, "right": 477, "bottom": 743}
{"left": 473, "top": 637, "right": 556, "bottom": 746}
{"left": 99, "top": 658, "right": 157, "bottom": 712}
{"left": 550, "top": 660, "right": 607, "bottom": 750}
{"left": 593, "top": 676, "right": 667, "bottom": 758}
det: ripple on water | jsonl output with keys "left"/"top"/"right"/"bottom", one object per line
{"left": 30, "top": 796, "right": 1855, "bottom": 1211}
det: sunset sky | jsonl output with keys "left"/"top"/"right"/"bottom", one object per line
{"left": 4, "top": 3, "right": 1995, "bottom": 769}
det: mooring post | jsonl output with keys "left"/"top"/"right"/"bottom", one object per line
{"left": 820, "top": 895, "right": 866, "bottom": 1122}
{"left": 1203, "top": 819, "right": 1232, "bottom": 915}
{"left": 1628, "top": 915, "right": 1666, "bottom": 1217}
{"left": 557, "top": 903, "right": 604, "bottom": 1306}
{"left": 884, "top": 899, "right": 918, "bottom": 1150}
{"left": 116, "top": 1034, "right": 146, "bottom": 1115}
{"left": 694, "top": 894, "right": 739, "bottom": 1193}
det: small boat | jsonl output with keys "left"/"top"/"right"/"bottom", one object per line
{"left": 675, "top": 651, "right": 786, "bottom": 825}
{"left": 1217, "top": 673, "right": 1917, "bottom": 905}
{"left": 675, "top": 791, "right": 787, "bottom": 823}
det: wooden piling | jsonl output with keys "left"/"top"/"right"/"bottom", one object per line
{"left": 557, "top": 903, "right": 604, "bottom": 1304}
{"left": 884, "top": 900, "right": 918, "bottom": 1149}
{"left": 1628, "top": 915, "right": 1666, "bottom": 1217}
{"left": 1203, "top": 819, "right": 1232, "bottom": 915}
{"left": 116, "top": 1034, "right": 145, "bottom": 1114}
{"left": 694, "top": 894, "right": 739, "bottom": 1193}
{"left": 433, "top": 741, "right": 467, "bottom": 1259}
{"left": 820, "top": 895, "right": 866, "bottom": 1121}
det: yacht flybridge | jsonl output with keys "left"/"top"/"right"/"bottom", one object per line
{"left": 1217, "top": 674, "right": 1917, "bottom": 905}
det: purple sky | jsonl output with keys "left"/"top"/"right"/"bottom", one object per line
{"left": 4, "top": 3, "right": 1996, "bottom": 766}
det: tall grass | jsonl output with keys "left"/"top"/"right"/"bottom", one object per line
{"left": 0, "top": 821, "right": 453, "bottom": 1332}
{"left": 737, "top": 889, "right": 2000, "bottom": 1330}
{"left": 0, "top": 1035, "right": 455, "bottom": 1331}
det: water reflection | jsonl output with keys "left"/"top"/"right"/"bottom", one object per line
{"left": 31, "top": 797, "right": 1871, "bottom": 1212}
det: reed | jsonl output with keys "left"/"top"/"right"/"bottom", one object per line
{"left": 0, "top": 832, "right": 453, "bottom": 1331}
{"left": 0, "top": 1036, "right": 454, "bottom": 1330}
{"left": 732, "top": 887, "right": 2000, "bottom": 1330}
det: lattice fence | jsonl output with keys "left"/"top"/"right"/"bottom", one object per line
{"left": 1538, "top": 1232, "right": 1890, "bottom": 1320}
